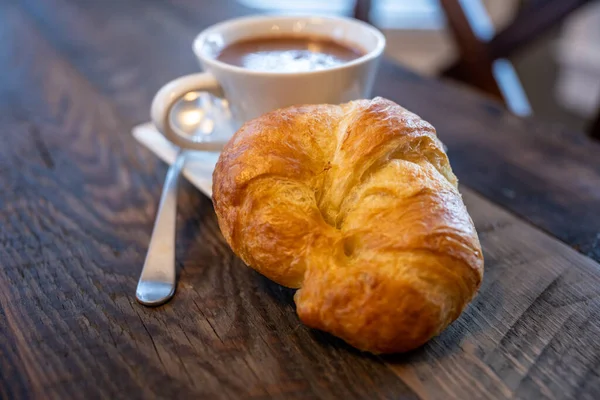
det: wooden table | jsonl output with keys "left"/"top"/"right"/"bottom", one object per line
{"left": 2, "top": 1, "right": 600, "bottom": 399}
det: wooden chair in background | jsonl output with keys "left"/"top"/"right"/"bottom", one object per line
{"left": 354, "top": 0, "right": 599, "bottom": 138}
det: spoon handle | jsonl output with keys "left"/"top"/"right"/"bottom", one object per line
{"left": 136, "top": 150, "right": 187, "bottom": 306}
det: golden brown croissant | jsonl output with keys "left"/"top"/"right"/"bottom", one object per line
{"left": 212, "top": 97, "right": 484, "bottom": 353}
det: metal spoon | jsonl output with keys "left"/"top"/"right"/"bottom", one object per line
{"left": 136, "top": 92, "right": 217, "bottom": 306}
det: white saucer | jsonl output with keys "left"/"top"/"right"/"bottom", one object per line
{"left": 132, "top": 122, "right": 218, "bottom": 198}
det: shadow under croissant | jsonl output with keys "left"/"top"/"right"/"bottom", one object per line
{"left": 254, "top": 274, "right": 371, "bottom": 356}
{"left": 175, "top": 181, "right": 217, "bottom": 276}
{"left": 254, "top": 275, "right": 421, "bottom": 358}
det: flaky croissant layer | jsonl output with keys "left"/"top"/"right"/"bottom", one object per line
{"left": 212, "top": 97, "right": 484, "bottom": 353}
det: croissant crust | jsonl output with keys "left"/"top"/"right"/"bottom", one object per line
{"left": 213, "top": 97, "right": 484, "bottom": 353}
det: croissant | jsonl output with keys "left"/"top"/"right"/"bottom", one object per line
{"left": 212, "top": 97, "right": 484, "bottom": 353}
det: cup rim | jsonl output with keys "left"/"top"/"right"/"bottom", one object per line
{"left": 193, "top": 14, "right": 386, "bottom": 77}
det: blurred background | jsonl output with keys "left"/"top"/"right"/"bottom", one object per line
{"left": 238, "top": 0, "right": 600, "bottom": 134}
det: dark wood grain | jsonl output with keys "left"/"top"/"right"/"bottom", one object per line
{"left": 2, "top": 0, "right": 600, "bottom": 399}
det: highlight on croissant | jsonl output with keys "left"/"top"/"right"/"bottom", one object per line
{"left": 212, "top": 97, "right": 484, "bottom": 354}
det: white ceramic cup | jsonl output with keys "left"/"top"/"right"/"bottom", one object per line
{"left": 151, "top": 15, "right": 386, "bottom": 151}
